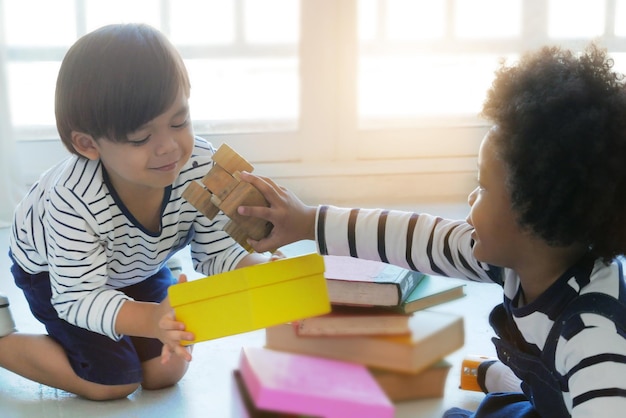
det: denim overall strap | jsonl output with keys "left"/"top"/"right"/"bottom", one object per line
{"left": 489, "top": 293, "right": 626, "bottom": 418}
{"left": 490, "top": 304, "right": 568, "bottom": 417}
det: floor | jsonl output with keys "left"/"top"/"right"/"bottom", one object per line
{"left": 0, "top": 202, "right": 502, "bottom": 418}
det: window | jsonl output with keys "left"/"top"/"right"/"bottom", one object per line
{"left": 358, "top": 0, "right": 522, "bottom": 124}
{"left": 3, "top": 0, "right": 299, "bottom": 142}
{"left": 3, "top": 0, "right": 626, "bottom": 203}
{"left": 352, "top": 0, "right": 626, "bottom": 162}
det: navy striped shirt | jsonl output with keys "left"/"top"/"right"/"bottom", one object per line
{"left": 315, "top": 205, "right": 626, "bottom": 416}
{"left": 10, "top": 137, "right": 248, "bottom": 340}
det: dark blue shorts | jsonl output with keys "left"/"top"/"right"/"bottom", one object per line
{"left": 443, "top": 393, "right": 540, "bottom": 418}
{"left": 11, "top": 255, "right": 176, "bottom": 386}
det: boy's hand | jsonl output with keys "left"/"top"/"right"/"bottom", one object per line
{"left": 158, "top": 273, "right": 194, "bottom": 364}
{"left": 158, "top": 307, "right": 193, "bottom": 364}
{"left": 237, "top": 171, "right": 317, "bottom": 253}
{"left": 269, "top": 250, "right": 286, "bottom": 261}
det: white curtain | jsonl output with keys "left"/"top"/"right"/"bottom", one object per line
{"left": 0, "top": 5, "right": 24, "bottom": 227}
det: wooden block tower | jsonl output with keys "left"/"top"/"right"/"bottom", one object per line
{"left": 182, "top": 144, "right": 273, "bottom": 251}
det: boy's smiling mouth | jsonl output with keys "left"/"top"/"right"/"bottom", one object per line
{"left": 153, "top": 161, "right": 178, "bottom": 171}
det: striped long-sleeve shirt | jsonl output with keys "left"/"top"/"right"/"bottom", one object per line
{"left": 10, "top": 137, "right": 248, "bottom": 340}
{"left": 315, "top": 205, "right": 626, "bottom": 417}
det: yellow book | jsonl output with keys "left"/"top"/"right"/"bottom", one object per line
{"left": 169, "top": 253, "right": 331, "bottom": 344}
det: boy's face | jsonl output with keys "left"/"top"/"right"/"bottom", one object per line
{"left": 466, "top": 128, "right": 526, "bottom": 267}
{"left": 78, "top": 88, "right": 194, "bottom": 196}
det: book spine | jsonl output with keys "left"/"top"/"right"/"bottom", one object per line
{"left": 398, "top": 272, "right": 426, "bottom": 303}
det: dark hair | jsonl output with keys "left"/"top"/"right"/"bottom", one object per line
{"left": 482, "top": 44, "right": 626, "bottom": 261}
{"left": 55, "top": 23, "right": 191, "bottom": 155}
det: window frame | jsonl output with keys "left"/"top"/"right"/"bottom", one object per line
{"left": 7, "top": 0, "right": 626, "bottom": 204}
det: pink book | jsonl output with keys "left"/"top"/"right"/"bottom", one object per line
{"left": 238, "top": 347, "right": 394, "bottom": 418}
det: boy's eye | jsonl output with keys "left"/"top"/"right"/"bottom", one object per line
{"left": 128, "top": 135, "right": 151, "bottom": 145}
{"left": 172, "top": 118, "right": 189, "bottom": 129}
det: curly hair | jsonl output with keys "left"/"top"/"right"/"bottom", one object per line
{"left": 482, "top": 44, "right": 626, "bottom": 261}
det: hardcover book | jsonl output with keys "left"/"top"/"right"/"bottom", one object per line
{"left": 168, "top": 253, "right": 330, "bottom": 344}
{"left": 265, "top": 310, "right": 464, "bottom": 375}
{"left": 295, "top": 305, "right": 411, "bottom": 336}
{"left": 238, "top": 347, "right": 394, "bottom": 418}
{"left": 323, "top": 255, "right": 425, "bottom": 307}
{"left": 395, "top": 275, "right": 465, "bottom": 314}
{"left": 370, "top": 360, "right": 452, "bottom": 402}
{"left": 232, "top": 370, "right": 317, "bottom": 418}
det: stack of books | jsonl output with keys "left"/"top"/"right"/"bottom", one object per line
{"left": 232, "top": 255, "right": 466, "bottom": 415}
{"left": 267, "top": 255, "right": 466, "bottom": 402}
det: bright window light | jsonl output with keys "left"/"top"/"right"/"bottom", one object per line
{"left": 5, "top": 0, "right": 76, "bottom": 46}
{"left": 186, "top": 58, "right": 298, "bottom": 122}
{"left": 243, "top": 0, "right": 299, "bottom": 44}
{"left": 548, "top": 0, "right": 605, "bottom": 38}
{"left": 357, "top": 0, "right": 521, "bottom": 123}
{"left": 7, "top": 62, "right": 59, "bottom": 126}
{"left": 455, "top": 0, "right": 521, "bottom": 39}
{"left": 359, "top": 55, "right": 508, "bottom": 120}
{"left": 169, "top": 0, "right": 235, "bottom": 45}
{"left": 3, "top": 0, "right": 299, "bottom": 136}
{"left": 386, "top": 0, "right": 446, "bottom": 41}
{"left": 85, "top": 0, "right": 161, "bottom": 31}
{"left": 614, "top": 0, "right": 626, "bottom": 37}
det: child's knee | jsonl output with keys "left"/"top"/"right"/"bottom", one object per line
{"left": 141, "top": 370, "right": 186, "bottom": 391}
{"left": 141, "top": 356, "right": 189, "bottom": 390}
{"left": 80, "top": 382, "right": 140, "bottom": 401}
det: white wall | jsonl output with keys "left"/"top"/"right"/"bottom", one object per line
{"left": 16, "top": 124, "right": 483, "bottom": 209}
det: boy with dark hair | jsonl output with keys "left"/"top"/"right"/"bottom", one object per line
{"left": 0, "top": 23, "right": 274, "bottom": 400}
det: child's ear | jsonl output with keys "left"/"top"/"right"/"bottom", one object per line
{"left": 71, "top": 131, "right": 100, "bottom": 160}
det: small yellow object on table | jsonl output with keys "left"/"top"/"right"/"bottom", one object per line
{"left": 168, "top": 253, "right": 330, "bottom": 345}
{"left": 460, "top": 354, "right": 497, "bottom": 392}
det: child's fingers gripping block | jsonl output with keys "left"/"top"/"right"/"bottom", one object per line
{"left": 168, "top": 253, "right": 331, "bottom": 344}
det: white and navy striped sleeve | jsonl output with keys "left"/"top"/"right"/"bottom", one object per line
{"left": 179, "top": 138, "right": 249, "bottom": 276}
{"left": 554, "top": 260, "right": 626, "bottom": 416}
{"left": 315, "top": 205, "right": 500, "bottom": 283}
{"left": 558, "top": 314, "right": 626, "bottom": 416}
{"left": 45, "top": 182, "right": 130, "bottom": 341}
{"left": 188, "top": 211, "right": 249, "bottom": 276}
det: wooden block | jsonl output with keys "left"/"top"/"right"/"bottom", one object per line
{"left": 219, "top": 182, "right": 267, "bottom": 216}
{"left": 225, "top": 220, "right": 253, "bottom": 252}
{"left": 212, "top": 143, "right": 254, "bottom": 174}
{"left": 201, "top": 164, "right": 239, "bottom": 201}
{"left": 183, "top": 144, "right": 272, "bottom": 251}
{"left": 168, "top": 253, "right": 331, "bottom": 344}
{"left": 182, "top": 181, "right": 220, "bottom": 219}
{"left": 219, "top": 182, "right": 272, "bottom": 239}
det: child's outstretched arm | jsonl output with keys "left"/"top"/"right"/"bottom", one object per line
{"left": 237, "top": 171, "right": 317, "bottom": 253}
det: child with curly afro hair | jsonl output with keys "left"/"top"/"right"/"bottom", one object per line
{"left": 237, "top": 44, "right": 626, "bottom": 417}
